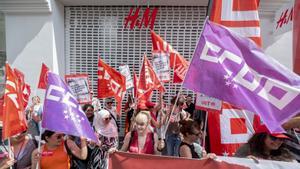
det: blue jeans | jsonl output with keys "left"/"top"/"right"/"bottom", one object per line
{"left": 166, "top": 133, "right": 181, "bottom": 156}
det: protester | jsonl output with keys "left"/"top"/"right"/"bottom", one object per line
{"left": 282, "top": 115, "right": 300, "bottom": 162}
{"left": 31, "top": 130, "right": 87, "bottom": 169}
{"left": 82, "top": 104, "right": 95, "bottom": 126}
{"left": 89, "top": 109, "right": 118, "bottom": 169}
{"left": 65, "top": 135, "right": 88, "bottom": 169}
{"left": 235, "top": 124, "right": 295, "bottom": 162}
{"left": 124, "top": 94, "right": 135, "bottom": 134}
{"left": 184, "top": 94, "right": 195, "bottom": 118}
{"left": 165, "top": 96, "right": 189, "bottom": 157}
{"left": 120, "top": 111, "right": 163, "bottom": 155}
{"left": 179, "top": 119, "right": 215, "bottom": 159}
{"left": 9, "top": 130, "right": 37, "bottom": 169}
{"left": 91, "top": 91, "right": 102, "bottom": 112}
{"left": 104, "top": 98, "right": 120, "bottom": 132}
{"left": 27, "top": 96, "right": 43, "bottom": 137}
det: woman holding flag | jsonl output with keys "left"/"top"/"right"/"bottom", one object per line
{"left": 31, "top": 130, "right": 87, "bottom": 169}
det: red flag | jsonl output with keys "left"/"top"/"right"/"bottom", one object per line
{"left": 2, "top": 64, "right": 27, "bottom": 140}
{"left": 138, "top": 55, "right": 165, "bottom": 105}
{"left": 109, "top": 152, "right": 250, "bottom": 169}
{"left": 38, "top": 63, "right": 49, "bottom": 89}
{"left": 207, "top": 102, "right": 260, "bottom": 156}
{"left": 151, "top": 31, "right": 188, "bottom": 83}
{"left": 98, "top": 58, "right": 126, "bottom": 114}
{"left": 14, "top": 68, "right": 31, "bottom": 108}
{"left": 293, "top": 1, "right": 300, "bottom": 74}
{"left": 210, "top": 0, "right": 262, "bottom": 47}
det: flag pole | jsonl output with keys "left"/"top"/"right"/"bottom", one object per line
{"left": 202, "top": 112, "right": 208, "bottom": 147}
{"left": 7, "top": 139, "right": 13, "bottom": 169}
{"left": 36, "top": 129, "right": 42, "bottom": 169}
{"left": 163, "top": 17, "right": 210, "bottom": 138}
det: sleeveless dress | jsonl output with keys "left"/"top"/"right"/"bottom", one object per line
{"left": 40, "top": 142, "right": 70, "bottom": 169}
{"left": 179, "top": 142, "right": 200, "bottom": 159}
{"left": 128, "top": 131, "right": 154, "bottom": 154}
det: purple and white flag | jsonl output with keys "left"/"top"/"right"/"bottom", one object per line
{"left": 183, "top": 20, "right": 300, "bottom": 132}
{"left": 42, "top": 72, "right": 98, "bottom": 142}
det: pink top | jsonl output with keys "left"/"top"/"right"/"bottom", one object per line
{"left": 128, "top": 131, "right": 154, "bottom": 154}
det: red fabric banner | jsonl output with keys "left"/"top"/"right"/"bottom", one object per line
{"left": 137, "top": 55, "right": 165, "bottom": 106}
{"left": 151, "top": 30, "right": 188, "bottom": 83}
{"left": 14, "top": 68, "right": 31, "bottom": 108}
{"left": 97, "top": 58, "right": 126, "bottom": 114}
{"left": 109, "top": 152, "right": 249, "bottom": 169}
{"left": 2, "top": 64, "right": 27, "bottom": 140}
{"left": 37, "top": 63, "right": 49, "bottom": 89}
{"left": 210, "top": 0, "right": 262, "bottom": 47}
{"left": 208, "top": 103, "right": 261, "bottom": 156}
{"left": 293, "top": 0, "right": 300, "bottom": 74}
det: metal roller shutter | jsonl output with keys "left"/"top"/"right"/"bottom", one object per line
{"left": 65, "top": 6, "right": 207, "bottom": 137}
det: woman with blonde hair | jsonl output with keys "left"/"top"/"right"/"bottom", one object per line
{"left": 120, "top": 111, "right": 163, "bottom": 155}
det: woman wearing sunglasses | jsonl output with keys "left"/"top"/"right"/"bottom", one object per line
{"left": 31, "top": 130, "right": 87, "bottom": 169}
{"left": 88, "top": 109, "right": 118, "bottom": 169}
{"left": 235, "top": 124, "right": 295, "bottom": 162}
{"left": 179, "top": 119, "right": 215, "bottom": 159}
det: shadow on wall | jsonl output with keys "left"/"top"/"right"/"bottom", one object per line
{"left": 6, "top": 13, "right": 51, "bottom": 64}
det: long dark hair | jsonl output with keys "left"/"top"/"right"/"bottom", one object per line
{"left": 82, "top": 104, "right": 94, "bottom": 112}
{"left": 248, "top": 133, "right": 294, "bottom": 161}
{"left": 179, "top": 119, "right": 200, "bottom": 137}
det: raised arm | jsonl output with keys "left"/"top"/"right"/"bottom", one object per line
{"left": 66, "top": 137, "right": 87, "bottom": 160}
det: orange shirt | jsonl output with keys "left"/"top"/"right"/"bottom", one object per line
{"left": 40, "top": 142, "right": 70, "bottom": 169}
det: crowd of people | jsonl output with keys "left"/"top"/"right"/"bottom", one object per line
{"left": 0, "top": 92, "right": 300, "bottom": 169}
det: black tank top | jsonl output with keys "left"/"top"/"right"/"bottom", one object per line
{"left": 179, "top": 142, "right": 200, "bottom": 159}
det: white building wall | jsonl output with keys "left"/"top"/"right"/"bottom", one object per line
{"left": 5, "top": 0, "right": 64, "bottom": 99}
{"left": 260, "top": 16, "right": 293, "bottom": 70}
{"left": 2, "top": 0, "right": 294, "bottom": 100}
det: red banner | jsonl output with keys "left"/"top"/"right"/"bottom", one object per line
{"left": 293, "top": 0, "right": 300, "bottom": 74}
{"left": 208, "top": 103, "right": 260, "bottom": 156}
{"left": 98, "top": 58, "right": 126, "bottom": 114}
{"left": 14, "top": 68, "right": 31, "bottom": 108}
{"left": 2, "top": 64, "right": 27, "bottom": 140}
{"left": 210, "top": 0, "right": 262, "bottom": 47}
{"left": 37, "top": 63, "right": 50, "bottom": 89}
{"left": 151, "top": 31, "right": 188, "bottom": 83}
{"left": 109, "top": 152, "right": 249, "bottom": 169}
{"left": 137, "top": 55, "right": 165, "bottom": 105}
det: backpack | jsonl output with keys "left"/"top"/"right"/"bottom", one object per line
{"left": 64, "top": 140, "right": 87, "bottom": 169}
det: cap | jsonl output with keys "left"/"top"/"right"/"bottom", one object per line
{"left": 255, "top": 124, "right": 289, "bottom": 139}
{"left": 145, "top": 101, "right": 156, "bottom": 108}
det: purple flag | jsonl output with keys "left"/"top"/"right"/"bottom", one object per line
{"left": 183, "top": 20, "right": 300, "bottom": 132}
{"left": 42, "top": 72, "right": 98, "bottom": 142}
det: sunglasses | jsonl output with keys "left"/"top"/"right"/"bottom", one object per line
{"left": 104, "top": 117, "right": 112, "bottom": 121}
{"left": 107, "top": 102, "right": 113, "bottom": 104}
{"left": 55, "top": 134, "right": 64, "bottom": 140}
{"left": 191, "top": 132, "right": 201, "bottom": 136}
{"left": 269, "top": 135, "right": 285, "bottom": 141}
